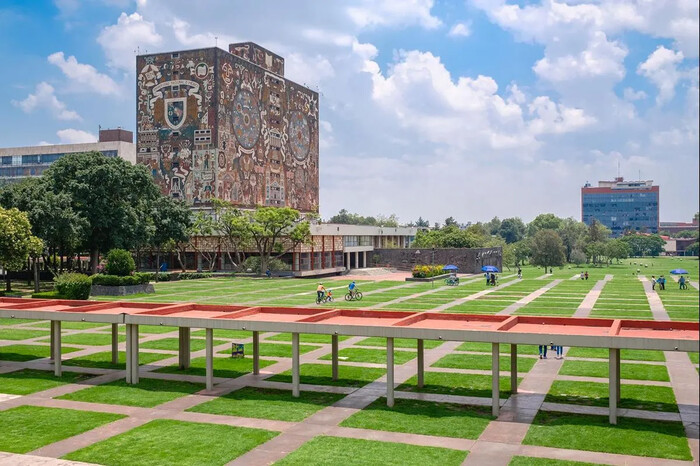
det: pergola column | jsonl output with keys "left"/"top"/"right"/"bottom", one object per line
{"left": 130, "top": 324, "right": 139, "bottom": 384}
{"left": 417, "top": 339, "right": 424, "bottom": 388}
{"left": 355, "top": 251, "right": 359, "bottom": 269}
{"left": 111, "top": 324, "right": 119, "bottom": 364}
{"left": 331, "top": 334, "right": 339, "bottom": 380}
{"left": 50, "top": 322, "right": 55, "bottom": 361}
{"left": 510, "top": 344, "right": 518, "bottom": 393}
{"left": 51, "top": 321, "right": 61, "bottom": 376}
{"left": 178, "top": 327, "right": 190, "bottom": 369}
{"left": 387, "top": 337, "right": 394, "bottom": 407}
{"left": 292, "top": 333, "right": 300, "bottom": 397}
{"left": 492, "top": 342, "right": 500, "bottom": 416}
{"left": 125, "top": 324, "right": 133, "bottom": 383}
{"left": 609, "top": 348, "right": 620, "bottom": 424}
{"left": 205, "top": 328, "right": 214, "bottom": 391}
{"left": 253, "top": 331, "right": 260, "bottom": 375}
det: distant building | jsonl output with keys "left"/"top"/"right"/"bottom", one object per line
{"left": 660, "top": 218, "right": 699, "bottom": 236}
{"left": 581, "top": 177, "right": 659, "bottom": 236}
{"left": 0, "top": 129, "right": 135, "bottom": 185}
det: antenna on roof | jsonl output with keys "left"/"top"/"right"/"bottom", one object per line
{"left": 215, "top": 36, "right": 218, "bottom": 47}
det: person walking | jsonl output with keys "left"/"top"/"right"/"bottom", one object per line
{"left": 679, "top": 275, "right": 686, "bottom": 290}
{"left": 554, "top": 345, "right": 564, "bottom": 359}
{"left": 651, "top": 275, "right": 656, "bottom": 290}
{"left": 538, "top": 345, "right": 548, "bottom": 359}
{"left": 580, "top": 271, "right": 584, "bottom": 280}
{"left": 490, "top": 273, "right": 496, "bottom": 286}
{"left": 485, "top": 272, "right": 490, "bottom": 286}
{"left": 584, "top": 271, "right": 588, "bottom": 280}
{"left": 660, "top": 275, "right": 666, "bottom": 290}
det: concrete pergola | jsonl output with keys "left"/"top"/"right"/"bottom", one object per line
{"left": 1, "top": 297, "right": 697, "bottom": 425}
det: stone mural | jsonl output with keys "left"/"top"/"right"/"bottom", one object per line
{"left": 136, "top": 43, "right": 319, "bottom": 212}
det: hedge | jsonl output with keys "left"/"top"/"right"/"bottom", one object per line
{"left": 105, "top": 249, "right": 135, "bottom": 276}
{"left": 91, "top": 272, "right": 151, "bottom": 287}
{"left": 32, "top": 290, "right": 67, "bottom": 299}
{"left": 411, "top": 264, "right": 446, "bottom": 278}
{"left": 54, "top": 273, "right": 92, "bottom": 300}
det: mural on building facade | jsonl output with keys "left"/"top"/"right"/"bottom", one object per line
{"left": 136, "top": 44, "right": 319, "bottom": 212}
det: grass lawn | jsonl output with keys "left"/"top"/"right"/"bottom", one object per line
{"left": 33, "top": 321, "right": 109, "bottom": 330}
{"left": 188, "top": 387, "right": 344, "bottom": 421}
{"left": 64, "top": 350, "right": 173, "bottom": 370}
{"left": 319, "top": 347, "right": 416, "bottom": 365}
{"left": 559, "top": 360, "right": 669, "bottom": 382}
{"left": 546, "top": 381, "right": 678, "bottom": 412}
{"left": 274, "top": 436, "right": 467, "bottom": 466}
{"left": 192, "top": 329, "right": 253, "bottom": 340}
{"left": 64, "top": 419, "right": 278, "bottom": 466}
{"left": 0, "top": 318, "right": 39, "bottom": 325}
{"left": 268, "top": 363, "right": 385, "bottom": 388}
{"left": 456, "top": 342, "right": 539, "bottom": 355}
{"left": 140, "top": 337, "right": 227, "bottom": 352}
{"left": 137, "top": 325, "right": 179, "bottom": 334}
{"left": 0, "top": 328, "right": 50, "bottom": 340}
{"left": 40, "top": 332, "right": 126, "bottom": 347}
{"left": 509, "top": 456, "right": 602, "bottom": 466}
{"left": 341, "top": 397, "right": 493, "bottom": 439}
{"left": 216, "top": 342, "right": 319, "bottom": 358}
{"left": 355, "top": 337, "right": 443, "bottom": 349}
{"left": 0, "top": 369, "right": 94, "bottom": 395}
{"left": 432, "top": 354, "right": 537, "bottom": 372}
{"left": 0, "top": 405, "right": 124, "bottom": 453}
{"left": 265, "top": 332, "right": 350, "bottom": 344}
{"left": 155, "top": 356, "right": 275, "bottom": 379}
{"left": 523, "top": 411, "right": 691, "bottom": 460}
{"left": 688, "top": 353, "right": 699, "bottom": 364}
{"left": 398, "top": 372, "right": 517, "bottom": 399}
{"left": 565, "top": 347, "right": 665, "bottom": 362}
{"left": 0, "top": 344, "right": 81, "bottom": 362}
{"left": 57, "top": 378, "right": 204, "bottom": 408}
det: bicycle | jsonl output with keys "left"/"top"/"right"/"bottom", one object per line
{"left": 316, "top": 292, "right": 333, "bottom": 304}
{"left": 344, "top": 289, "right": 363, "bottom": 301}
{"left": 444, "top": 277, "right": 459, "bottom": 286}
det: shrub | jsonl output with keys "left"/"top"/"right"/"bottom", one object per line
{"left": 178, "top": 272, "right": 213, "bottom": 280}
{"left": 411, "top": 264, "right": 445, "bottom": 278}
{"left": 32, "top": 290, "right": 67, "bottom": 299}
{"left": 92, "top": 272, "right": 150, "bottom": 287}
{"left": 54, "top": 273, "right": 92, "bottom": 300}
{"left": 239, "top": 256, "right": 290, "bottom": 274}
{"left": 105, "top": 249, "right": 135, "bottom": 276}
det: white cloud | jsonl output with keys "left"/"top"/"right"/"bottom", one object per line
{"left": 56, "top": 128, "right": 98, "bottom": 144}
{"left": 527, "top": 96, "right": 596, "bottom": 135}
{"left": 638, "top": 46, "right": 684, "bottom": 104}
{"left": 623, "top": 87, "right": 647, "bottom": 101}
{"left": 347, "top": 0, "right": 441, "bottom": 29}
{"left": 171, "top": 17, "right": 236, "bottom": 48}
{"left": 448, "top": 22, "right": 471, "bottom": 38}
{"left": 97, "top": 12, "right": 162, "bottom": 72}
{"left": 285, "top": 53, "right": 335, "bottom": 89}
{"left": 48, "top": 52, "right": 120, "bottom": 95}
{"left": 12, "top": 82, "right": 81, "bottom": 121}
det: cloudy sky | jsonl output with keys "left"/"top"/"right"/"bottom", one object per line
{"left": 1, "top": 0, "right": 698, "bottom": 224}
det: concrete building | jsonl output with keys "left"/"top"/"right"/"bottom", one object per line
{"left": 0, "top": 129, "right": 135, "bottom": 185}
{"left": 581, "top": 177, "right": 659, "bottom": 237}
{"left": 136, "top": 42, "right": 319, "bottom": 212}
{"left": 660, "top": 218, "right": 699, "bottom": 236}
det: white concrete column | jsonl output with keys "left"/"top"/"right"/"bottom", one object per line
{"left": 387, "top": 337, "right": 395, "bottom": 407}
{"left": 510, "top": 344, "right": 518, "bottom": 394}
{"left": 125, "top": 324, "right": 133, "bottom": 384}
{"left": 51, "top": 321, "right": 61, "bottom": 377}
{"left": 363, "top": 251, "right": 367, "bottom": 268}
{"left": 205, "top": 328, "right": 214, "bottom": 391}
{"left": 178, "top": 327, "right": 190, "bottom": 369}
{"left": 111, "top": 324, "right": 119, "bottom": 364}
{"left": 355, "top": 251, "right": 359, "bottom": 269}
{"left": 292, "top": 332, "right": 300, "bottom": 397}
{"left": 331, "top": 334, "right": 339, "bottom": 381}
{"left": 492, "top": 342, "right": 500, "bottom": 416}
{"left": 253, "top": 331, "right": 260, "bottom": 375}
{"left": 609, "top": 347, "right": 619, "bottom": 425}
{"left": 50, "top": 323, "right": 55, "bottom": 361}
{"left": 417, "top": 339, "right": 424, "bottom": 388}
{"left": 130, "top": 325, "right": 139, "bottom": 384}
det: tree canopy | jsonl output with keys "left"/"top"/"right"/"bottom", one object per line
{"left": 529, "top": 229, "right": 565, "bottom": 271}
{"left": 328, "top": 209, "right": 398, "bottom": 227}
{"left": 0, "top": 206, "right": 43, "bottom": 290}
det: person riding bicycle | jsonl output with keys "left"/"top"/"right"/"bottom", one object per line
{"left": 316, "top": 283, "right": 326, "bottom": 302}
{"left": 348, "top": 281, "right": 357, "bottom": 297}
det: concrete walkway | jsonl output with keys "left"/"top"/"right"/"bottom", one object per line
{"left": 573, "top": 274, "right": 613, "bottom": 317}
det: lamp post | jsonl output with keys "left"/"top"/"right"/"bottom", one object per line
{"left": 431, "top": 248, "right": 435, "bottom": 289}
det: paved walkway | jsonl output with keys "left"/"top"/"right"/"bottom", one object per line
{"left": 431, "top": 275, "right": 520, "bottom": 311}
{"left": 573, "top": 274, "right": 613, "bottom": 317}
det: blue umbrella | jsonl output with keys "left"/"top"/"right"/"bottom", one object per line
{"left": 482, "top": 265, "right": 500, "bottom": 273}
{"left": 443, "top": 265, "right": 459, "bottom": 271}
{"left": 670, "top": 269, "right": 689, "bottom": 275}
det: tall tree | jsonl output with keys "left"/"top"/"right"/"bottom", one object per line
{"left": 529, "top": 229, "right": 565, "bottom": 271}
{"left": 558, "top": 217, "right": 588, "bottom": 262}
{"left": 498, "top": 217, "right": 526, "bottom": 244}
{"left": 527, "top": 213, "right": 563, "bottom": 237}
{"left": 415, "top": 216, "right": 430, "bottom": 228}
{"left": 444, "top": 216, "right": 458, "bottom": 227}
{"left": 585, "top": 219, "right": 611, "bottom": 244}
{"left": 150, "top": 196, "right": 191, "bottom": 277}
{"left": 486, "top": 216, "right": 501, "bottom": 235}
{"left": 0, "top": 207, "right": 43, "bottom": 291}
{"left": 212, "top": 199, "right": 253, "bottom": 268}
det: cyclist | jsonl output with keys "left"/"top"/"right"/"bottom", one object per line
{"left": 348, "top": 281, "right": 357, "bottom": 298}
{"left": 316, "top": 283, "right": 326, "bottom": 303}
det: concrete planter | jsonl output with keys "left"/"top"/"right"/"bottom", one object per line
{"left": 405, "top": 273, "right": 451, "bottom": 282}
{"left": 91, "top": 283, "right": 155, "bottom": 296}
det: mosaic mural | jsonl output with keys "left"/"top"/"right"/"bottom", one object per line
{"left": 136, "top": 43, "right": 319, "bottom": 212}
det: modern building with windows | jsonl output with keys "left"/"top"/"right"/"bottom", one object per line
{"left": 0, "top": 129, "right": 135, "bottom": 184}
{"left": 581, "top": 177, "right": 659, "bottom": 236}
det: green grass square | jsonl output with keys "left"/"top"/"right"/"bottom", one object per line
{"left": 268, "top": 363, "right": 385, "bottom": 387}
{"left": 0, "top": 328, "right": 50, "bottom": 340}
{"left": 0, "top": 405, "right": 124, "bottom": 453}
{"left": 523, "top": 411, "right": 691, "bottom": 460}
{"left": 398, "top": 371, "right": 517, "bottom": 399}
{"left": 341, "top": 397, "right": 493, "bottom": 439}
{"left": 33, "top": 321, "right": 110, "bottom": 330}
{"left": 141, "top": 337, "right": 227, "bottom": 352}
{"left": 559, "top": 360, "right": 669, "bottom": 381}
{"left": 187, "top": 387, "right": 344, "bottom": 421}
{"left": 565, "top": 347, "right": 665, "bottom": 362}
{"left": 274, "top": 436, "right": 467, "bottom": 466}
{"left": 546, "top": 380, "right": 678, "bottom": 412}
{"left": 456, "top": 342, "right": 539, "bottom": 355}
{"left": 155, "top": 356, "right": 275, "bottom": 379}
{"left": 0, "top": 318, "right": 39, "bottom": 326}
{"left": 432, "top": 354, "right": 537, "bottom": 372}
{"left": 64, "top": 350, "right": 173, "bottom": 370}
{"left": 41, "top": 332, "right": 126, "bottom": 347}
{"left": 192, "top": 329, "right": 253, "bottom": 339}
{"left": 319, "top": 347, "right": 415, "bottom": 365}
{"left": 0, "top": 344, "right": 81, "bottom": 362}
{"left": 265, "top": 333, "right": 351, "bottom": 344}
{"left": 509, "top": 456, "right": 602, "bottom": 466}
{"left": 64, "top": 419, "right": 278, "bottom": 465}
{"left": 138, "top": 325, "right": 179, "bottom": 334}
{"left": 217, "top": 342, "right": 319, "bottom": 358}
{"left": 0, "top": 369, "right": 94, "bottom": 395}
{"left": 57, "top": 378, "right": 204, "bottom": 407}
{"left": 355, "top": 337, "right": 443, "bottom": 349}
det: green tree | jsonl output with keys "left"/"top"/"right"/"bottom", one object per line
{"left": 498, "top": 217, "right": 526, "bottom": 244}
{"left": 529, "top": 229, "right": 565, "bottom": 271}
{"left": 558, "top": 218, "right": 588, "bottom": 262}
{"left": 605, "top": 238, "right": 630, "bottom": 263}
{"left": 415, "top": 217, "right": 430, "bottom": 228}
{"left": 486, "top": 216, "right": 501, "bottom": 235}
{"left": 686, "top": 241, "right": 699, "bottom": 256}
{"left": 212, "top": 199, "right": 253, "bottom": 268}
{"left": 513, "top": 240, "right": 531, "bottom": 267}
{"left": 585, "top": 219, "right": 611, "bottom": 244}
{"left": 675, "top": 230, "right": 699, "bottom": 239}
{"left": 570, "top": 249, "right": 587, "bottom": 265}
{"left": 444, "top": 216, "right": 458, "bottom": 228}
{"left": 620, "top": 234, "right": 666, "bottom": 257}
{"left": 585, "top": 241, "right": 607, "bottom": 264}
{"left": 42, "top": 152, "right": 160, "bottom": 273}
{"left": 527, "top": 213, "right": 563, "bottom": 237}
{"left": 150, "top": 196, "right": 191, "bottom": 278}
{"left": 0, "top": 207, "right": 43, "bottom": 291}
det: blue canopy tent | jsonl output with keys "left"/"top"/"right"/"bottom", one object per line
{"left": 482, "top": 265, "right": 500, "bottom": 273}
{"left": 443, "top": 265, "right": 459, "bottom": 271}
{"left": 670, "top": 269, "right": 689, "bottom": 275}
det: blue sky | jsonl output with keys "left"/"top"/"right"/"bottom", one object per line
{"left": 1, "top": 0, "right": 697, "bottom": 223}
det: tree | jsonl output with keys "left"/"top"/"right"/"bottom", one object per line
{"left": 529, "top": 229, "right": 565, "bottom": 271}
{"left": 150, "top": 196, "right": 191, "bottom": 278}
{"left": 444, "top": 216, "right": 458, "bottom": 228}
{"left": 686, "top": 241, "right": 699, "bottom": 256}
{"left": 585, "top": 241, "right": 607, "bottom": 265}
{"left": 620, "top": 234, "right": 666, "bottom": 257}
{"left": 676, "top": 230, "right": 699, "bottom": 239}
{"left": 585, "top": 219, "right": 611, "bottom": 244}
{"left": 513, "top": 240, "right": 531, "bottom": 267}
{"left": 558, "top": 218, "right": 588, "bottom": 262}
{"left": 0, "top": 207, "right": 43, "bottom": 291}
{"left": 415, "top": 217, "right": 430, "bottom": 228}
{"left": 605, "top": 239, "right": 630, "bottom": 263}
{"left": 327, "top": 209, "right": 397, "bottom": 226}
{"left": 212, "top": 199, "right": 253, "bottom": 268}
{"left": 486, "top": 216, "right": 501, "bottom": 235}
{"left": 498, "top": 217, "right": 526, "bottom": 244}
{"left": 42, "top": 152, "right": 160, "bottom": 273}
{"left": 527, "top": 213, "right": 563, "bottom": 237}
{"left": 570, "top": 249, "right": 587, "bottom": 265}
{"left": 502, "top": 243, "right": 516, "bottom": 270}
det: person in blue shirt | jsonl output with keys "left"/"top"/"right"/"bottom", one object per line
{"left": 348, "top": 281, "right": 357, "bottom": 297}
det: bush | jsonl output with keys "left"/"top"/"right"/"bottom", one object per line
{"left": 54, "top": 273, "right": 92, "bottom": 300}
{"left": 178, "top": 272, "right": 213, "bottom": 280}
{"left": 32, "top": 290, "right": 67, "bottom": 299}
{"left": 411, "top": 264, "right": 445, "bottom": 278}
{"left": 92, "top": 272, "right": 150, "bottom": 287}
{"left": 238, "top": 256, "right": 290, "bottom": 274}
{"left": 105, "top": 249, "right": 135, "bottom": 276}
